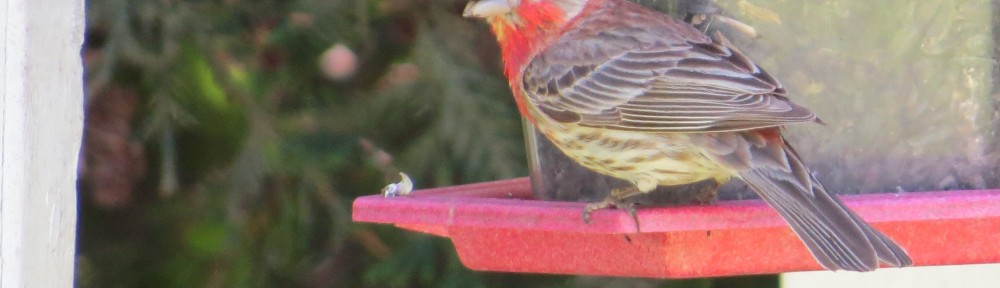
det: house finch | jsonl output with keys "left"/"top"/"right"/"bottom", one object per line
{"left": 464, "top": 0, "right": 912, "bottom": 271}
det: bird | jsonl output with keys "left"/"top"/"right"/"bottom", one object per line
{"left": 463, "top": 0, "right": 912, "bottom": 271}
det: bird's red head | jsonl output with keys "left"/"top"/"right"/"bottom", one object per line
{"left": 464, "top": 0, "right": 593, "bottom": 120}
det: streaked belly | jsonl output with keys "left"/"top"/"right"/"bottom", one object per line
{"left": 534, "top": 121, "right": 730, "bottom": 189}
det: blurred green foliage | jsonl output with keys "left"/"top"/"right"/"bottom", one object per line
{"left": 79, "top": 0, "right": 776, "bottom": 287}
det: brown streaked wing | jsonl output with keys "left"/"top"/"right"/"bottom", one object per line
{"left": 521, "top": 15, "right": 816, "bottom": 133}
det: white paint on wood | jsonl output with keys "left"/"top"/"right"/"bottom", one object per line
{"left": 1, "top": 0, "right": 85, "bottom": 287}
{"left": 782, "top": 264, "right": 1000, "bottom": 288}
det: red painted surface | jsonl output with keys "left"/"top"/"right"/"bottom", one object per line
{"left": 353, "top": 177, "right": 1000, "bottom": 278}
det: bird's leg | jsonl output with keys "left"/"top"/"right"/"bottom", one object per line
{"left": 693, "top": 181, "right": 722, "bottom": 205}
{"left": 582, "top": 185, "right": 645, "bottom": 232}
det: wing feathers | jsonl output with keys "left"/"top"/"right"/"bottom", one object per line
{"left": 522, "top": 34, "right": 813, "bottom": 132}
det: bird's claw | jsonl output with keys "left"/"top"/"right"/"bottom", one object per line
{"left": 582, "top": 200, "right": 611, "bottom": 224}
{"left": 582, "top": 195, "right": 641, "bottom": 233}
{"left": 624, "top": 203, "right": 639, "bottom": 232}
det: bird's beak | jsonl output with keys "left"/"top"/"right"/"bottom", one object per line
{"left": 463, "top": 0, "right": 512, "bottom": 18}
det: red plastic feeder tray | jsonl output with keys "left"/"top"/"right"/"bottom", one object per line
{"left": 352, "top": 177, "right": 1000, "bottom": 278}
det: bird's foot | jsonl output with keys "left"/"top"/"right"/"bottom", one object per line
{"left": 582, "top": 186, "right": 642, "bottom": 232}
{"left": 692, "top": 187, "right": 718, "bottom": 205}
{"left": 691, "top": 181, "right": 721, "bottom": 205}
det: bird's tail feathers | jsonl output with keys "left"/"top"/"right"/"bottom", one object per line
{"left": 701, "top": 130, "right": 912, "bottom": 271}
